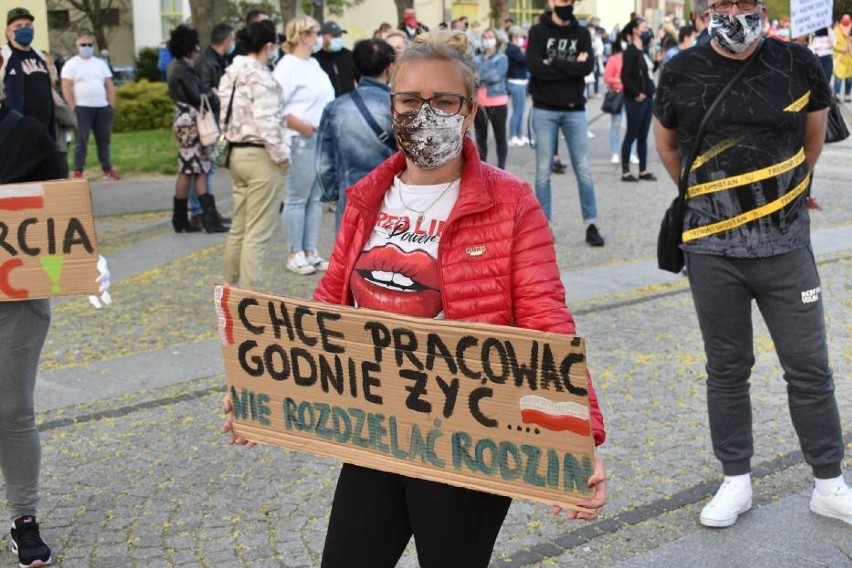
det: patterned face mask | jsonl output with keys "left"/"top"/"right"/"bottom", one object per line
{"left": 708, "top": 12, "right": 763, "bottom": 54}
{"left": 393, "top": 105, "right": 465, "bottom": 170}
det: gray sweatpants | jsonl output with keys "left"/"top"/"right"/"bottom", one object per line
{"left": 0, "top": 300, "right": 50, "bottom": 520}
{"left": 687, "top": 247, "right": 844, "bottom": 478}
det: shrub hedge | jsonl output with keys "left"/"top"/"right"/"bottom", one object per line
{"left": 113, "top": 80, "right": 174, "bottom": 133}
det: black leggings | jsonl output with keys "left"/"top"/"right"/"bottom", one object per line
{"left": 474, "top": 104, "right": 508, "bottom": 169}
{"left": 621, "top": 96, "right": 653, "bottom": 173}
{"left": 321, "top": 464, "right": 512, "bottom": 568}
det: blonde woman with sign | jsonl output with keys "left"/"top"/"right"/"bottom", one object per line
{"left": 311, "top": 30, "right": 605, "bottom": 567}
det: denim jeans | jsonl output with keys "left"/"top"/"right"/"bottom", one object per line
{"left": 622, "top": 97, "right": 653, "bottom": 173}
{"left": 73, "top": 105, "right": 113, "bottom": 172}
{"left": 532, "top": 107, "right": 597, "bottom": 222}
{"left": 282, "top": 133, "right": 323, "bottom": 253}
{"left": 507, "top": 82, "right": 527, "bottom": 139}
{"left": 834, "top": 77, "right": 852, "bottom": 97}
{"left": 188, "top": 162, "right": 218, "bottom": 216}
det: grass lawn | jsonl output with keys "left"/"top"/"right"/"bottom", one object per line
{"left": 71, "top": 128, "right": 178, "bottom": 178}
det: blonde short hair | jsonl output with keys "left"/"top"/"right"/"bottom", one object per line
{"left": 390, "top": 30, "right": 476, "bottom": 98}
{"left": 283, "top": 16, "right": 319, "bottom": 54}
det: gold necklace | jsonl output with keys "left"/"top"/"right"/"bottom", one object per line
{"left": 397, "top": 177, "right": 457, "bottom": 224}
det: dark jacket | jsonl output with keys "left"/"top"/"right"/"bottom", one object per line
{"left": 0, "top": 44, "right": 56, "bottom": 139}
{"left": 621, "top": 44, "right": 655, "bottom": 99}
{"left": 313, "top": 48, "right": 359, "bottom": 98}
{"left": 0, "top": 104, "right": 62, "bottom": 183}
{"left": 167, "top": 59, "right": 211, "bottom": 109}
{"left": 505, "top": 43, "right": 529, "bottom": 80}
{"left": 526, "top": 11, "right": 595, "bottom": 111}
{"left": 194, "top": 46, "right": 226, "bottom": 119}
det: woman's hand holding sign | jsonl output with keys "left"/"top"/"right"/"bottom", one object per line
{"left": 220, "top": 393, "right": 256, "bottom": 447}
{"left": 552, "top": 453, "right": 606, "bottom": 520}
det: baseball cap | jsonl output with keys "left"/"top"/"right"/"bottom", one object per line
{"left": 319, "top": 21, "right": 347, "bottom": 36}
{"left": 7, "top": 7, "right": 34, "bottom": 26}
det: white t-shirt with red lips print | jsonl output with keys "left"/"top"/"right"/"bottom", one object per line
{"left": 350, "top": 176, "right": 460, "bottom": 319}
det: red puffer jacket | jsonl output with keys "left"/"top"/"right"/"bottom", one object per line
{"left": 314, "top": 138, "right": 605, "bottom": 446}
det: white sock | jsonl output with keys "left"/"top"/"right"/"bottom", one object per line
{"left": 814, "top": 475, "right": 846, "bottom": 496}
{"left": 723, "top": 473, "right": 751, "bottom": 488}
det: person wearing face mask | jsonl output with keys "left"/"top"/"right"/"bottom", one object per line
{"left": 166, "top": 24, "right": 228, "bottom": 234}
{"left": 0, "top": 8, "right": 55, "bottom": 141}
{"left": 833, "top": 15, "right": 852, "bottom": 102}
{"left": 655, "top": 0, "right": 852, "bottom": 530}
{"left": 398, "top": 8, "right": 429, "bottom": 41}
{"left": 316, "top": 38, "right": 397, "bottom": 233}
{"left": 313, "top": 21, "right": 359, "bottom": 98}
{"left": 189, "top": 23, "right": 235, "bottom": 229}
{"left": 473, "top": 27, "right": 509, "bottom": 169}
{"left": 61, "top": 33, "right": 118, "bottom": 180}
{"left": 305, "top": 30, "right": 605, "bottom": 567}
{"left": 218, "top": 20, "right": 289, "bottom": 290}
{"left": 619, "top": 18, "right": 657, "bottom": 182}
{"left": 505, "top": 26, "right": 530, "bottom": 147}
{"left": 527, "top": 0, "right": 605, "bottom": 247}
{"left": 274, "top": 17, "right": 335, "bottom": 275}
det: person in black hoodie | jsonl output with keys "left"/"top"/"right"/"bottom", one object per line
{"left": 313, "top": 21, "right": 358, "bottom": 98}
{"left": 527, "top": 0, "right": 604, "bottom": 247}
{"left": 619, "top": 17, "right": 656, "bottom": 182}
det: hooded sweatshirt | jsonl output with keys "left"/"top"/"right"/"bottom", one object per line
{"left": 526, "top": 11, "right": 595, "bottom": 111}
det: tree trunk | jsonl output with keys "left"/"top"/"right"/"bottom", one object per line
{"left": 394, "top": 0, "right": 408, "bottom": 27}
{"left": 189, "top": 0, "right": 230, "bottom": 47}
{"left": 279, "top": 0, "right": 299, "bottom": 22}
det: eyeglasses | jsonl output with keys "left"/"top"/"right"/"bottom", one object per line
{"left": 78, "top": 43, "right": 93, "bottom": 47}
{"left": 390, "top": 92, "right": 470, "bottom": 117}
{"left": 709, "top": 0, "right": 760, "bottom": 14}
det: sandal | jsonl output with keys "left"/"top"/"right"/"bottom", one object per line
{"left": 638, "top": 172, "right": 657, "bottom": 181}
{"left": 621, "top": 174, "right": 639, "bottom": 182}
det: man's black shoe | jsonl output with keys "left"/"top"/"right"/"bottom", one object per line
{"left": 551, "top": 158, "right": 567, "bottom": 174}
{"left": 585, "top": 224, "right": 605, "bottom": 247}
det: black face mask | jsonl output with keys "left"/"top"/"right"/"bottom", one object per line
{"left": 553, "top": 4, "right": 574, "bottom": 21}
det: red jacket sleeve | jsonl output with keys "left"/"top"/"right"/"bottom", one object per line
{"left": 510, "top": 187, "right": 606, "bottom": 446}
{"left": 313, "top": 199, "right": 360, "bottom": 305}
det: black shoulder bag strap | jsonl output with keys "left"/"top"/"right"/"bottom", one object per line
{"left": 0, "top": 109, "right": 22, "bottom": 148}
{"left": 678, "top": 40, "right": 765, "bottom": 195}
{"left": 350, "top": 89, "right": 397, "bottom": 151}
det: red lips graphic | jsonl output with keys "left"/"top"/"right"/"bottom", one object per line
{"left": 351, "top": 244, "right": 443, "bottom": 318}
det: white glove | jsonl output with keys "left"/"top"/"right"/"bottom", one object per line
{"left": 88, "top": 255, "right": 112, "bottom": 309}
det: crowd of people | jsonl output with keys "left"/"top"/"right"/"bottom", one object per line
{"left": 1, "top": 1, "right": 851, "bottom": 567}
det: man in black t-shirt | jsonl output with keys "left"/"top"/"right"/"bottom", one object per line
{"left": 654, "top": 0, "right": 851, "bottom": 530}
{"left": 1, "top": 8, "right": 55, "bottom": 140}
{"left": 313, "top": 21, "right": 358, "bottom": 98}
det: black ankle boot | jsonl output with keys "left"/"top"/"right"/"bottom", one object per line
{"left": 172, "top": 197, "right": 201, "bottom": 233}
{"left": 199, "top": 193, "right": 228, "bottom": 233}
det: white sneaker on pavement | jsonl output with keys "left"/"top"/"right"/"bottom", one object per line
{"left": 519, "top": 136, "right": 530, "bottom": 146}
{"left": 610, "top": 153, "right": 620, "bottom": 164}
{"left": 305, "top": 252, "right": 329, "bottom": 271}
{"left": 810, "top": 484, "right": 852, "bottom": 525}
{"left": 700, "top": 478, "right": 753, "bottom": 528}
{"left": 286, "top": 251, "right": 317, "bottom": 275}
{"left": 630, "top": 154, "right": 640, "bottom": 164}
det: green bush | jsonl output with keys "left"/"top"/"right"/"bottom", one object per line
{"left": 136, "top": 46, "right": 160, "bottom": 82}
{"left": 113, "top": 80, "right": 174, "bottom": 133}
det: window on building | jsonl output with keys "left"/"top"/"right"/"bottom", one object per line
{"left": 103, "top": 8, "right": 120, "bottom": 26}
{"left": 161, "top": 0, "right": 183, "bottom": 40}
{"left": 47, "top": 10, "right": 70, "bottom": 30}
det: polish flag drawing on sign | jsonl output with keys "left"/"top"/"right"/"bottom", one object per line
{"left": 519, "top": 395, "right": 591, "bottom": 436}
{"left": 0, "top": 185, "right": 45, "bottom": 211}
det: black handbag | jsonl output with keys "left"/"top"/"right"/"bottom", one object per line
{"left": 657, "top": 41, "right": 765, "bottom": 273}
{"left": 824, "top": 103, "right": 849, "bottom": 144}
{"left": 601, "top": 90, "right": 624, "bottom": 114}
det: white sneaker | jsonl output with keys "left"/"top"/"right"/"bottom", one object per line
{"left": 810, "top": 484, "right": 852, "bottom": 525}
{"left": 286, "top": 251, "right": 317, "bottom": 275}
{"left": 587, "top": 130, "right": 595, "bottom": 138}
{"left": 700, "top": 479, "right": 753, "bottom": 528}
{"left": 630, "top": 154, "right": 640, "bottom": 164}
{"left": 305, "top": 252, "right": 329, "bottom": 271}
{"left": 508, "top": 136, "right": 520, "bottom": 147}
{"left": 610, "top": 153, "right": 620, "bottom": 164}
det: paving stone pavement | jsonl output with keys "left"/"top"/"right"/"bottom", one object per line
{"left": 1, "top": 98, "right": 850, "bottom": 567}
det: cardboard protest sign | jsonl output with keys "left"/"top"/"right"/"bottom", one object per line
{"left": 216, "top": 286, "right": 597, "bottom": 511}
{"left": 790, "top": 0, "right": 832, "bottom": 37}
{"left": 0, "top": 179, "right": 99, "bottom": 301}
